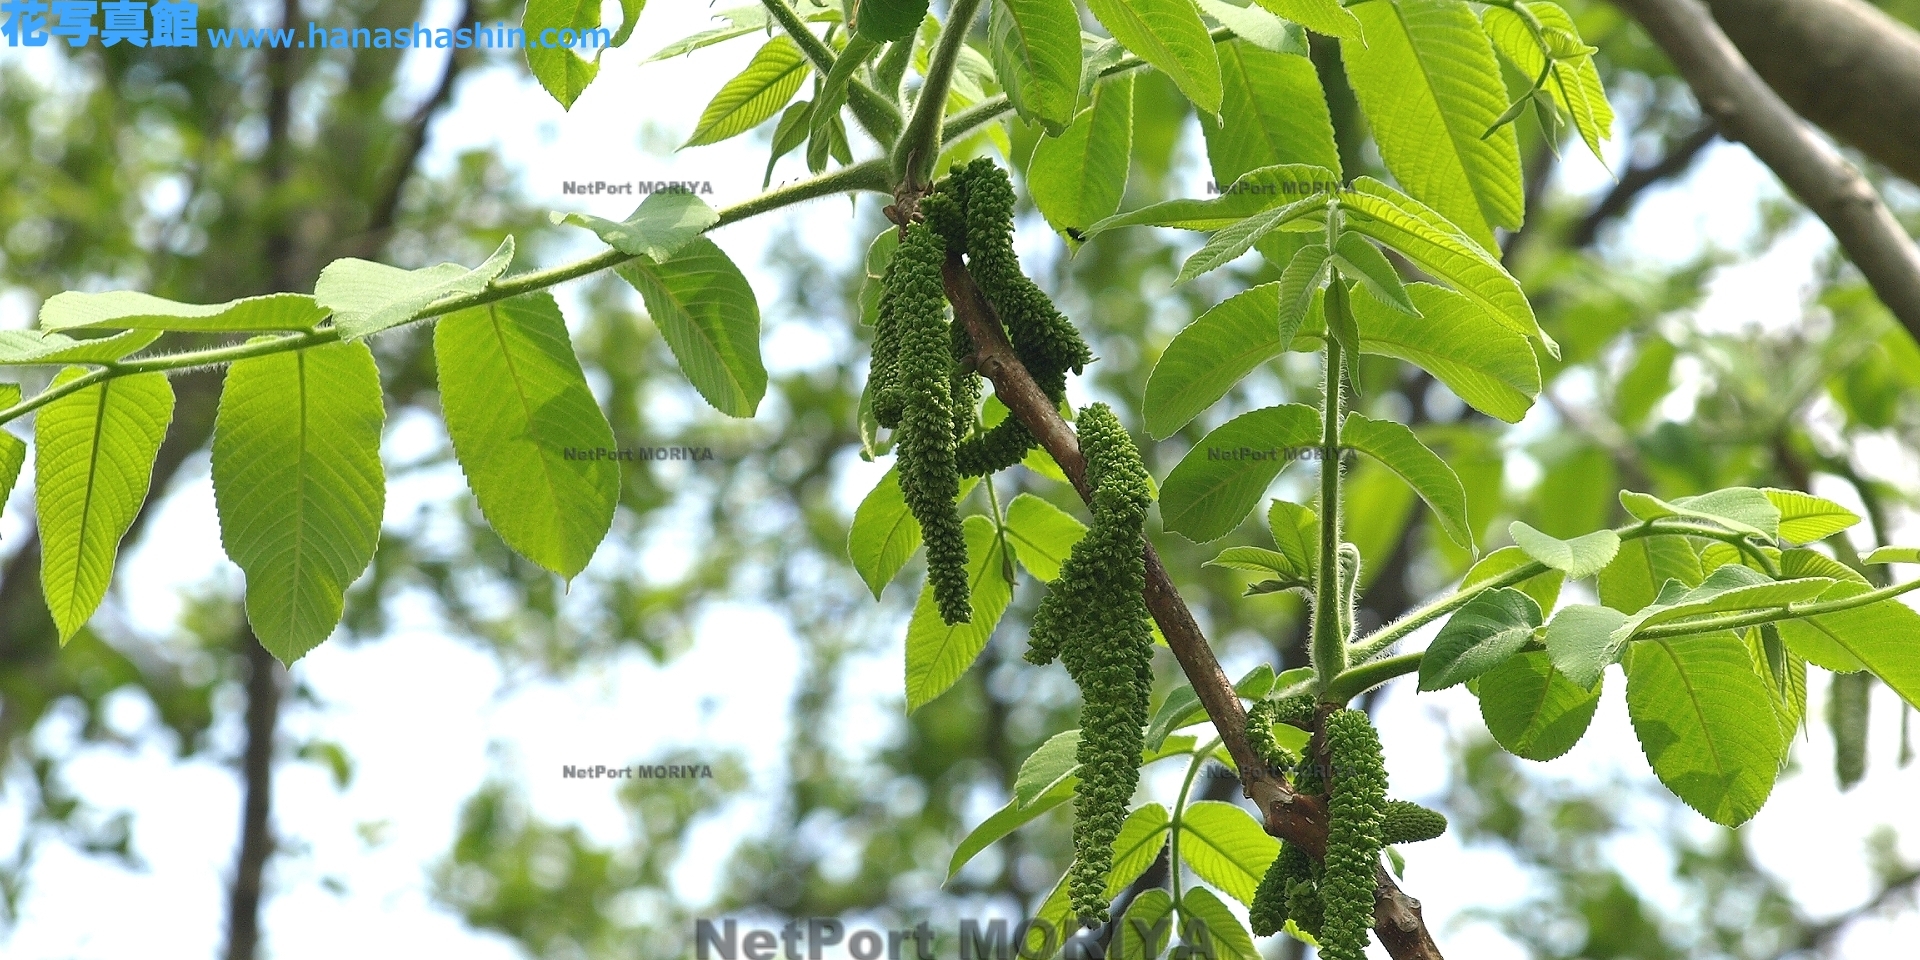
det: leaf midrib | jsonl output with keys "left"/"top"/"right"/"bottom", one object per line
{"left": 488, "top": 302, "right": 571, "bottom": 570}
{"left": 60, "top": 380, "right": 113, "bottom": 627}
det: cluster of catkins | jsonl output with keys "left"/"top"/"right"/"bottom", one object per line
{"left": 1024, "top": 403, "right": 1155, "bottom": 925}
{"left": 868, "top": 157, "right": 1091, "bottom": 626}
{"left": 1246, "top": 696, "right": 1447, "bottom": 960}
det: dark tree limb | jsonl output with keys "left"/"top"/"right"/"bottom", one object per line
{"left": 1614, "top": 0, "right": 1920, "bottom": 343}
{"left": 1702, "top": 0, "right": 1920, "bottom": 187}
{"left": 940, "top": 254, "right": 1443, "bottom": 960}
{"left": 1571, "top": 123, "right": 1720, "bottom": 249}
{"left": 223, "top": 625, "right": 282, "bottom": 960}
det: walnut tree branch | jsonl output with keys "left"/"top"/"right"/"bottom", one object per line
{"left": 1613, "top": 0, "right": 1920, "bottom": 343}
{"left": 938, "top": 253, "right": 1443, "bottom": 960}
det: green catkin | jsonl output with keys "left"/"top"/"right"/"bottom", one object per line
{"left": 1320, "top": 709, "right": 1388, "bottom": 960}
{"left": 869, "top": 250, "right": 906, "bottom": 430}
{"left": 957, "top": 159, "right": 1092, "bottom": 394}
{"left": 1025, "top": 404, "right": 1154, "bottom": 925}
{"left": 1380, "top": 800, "right": 1448, "bottom": 845}
{"left": 891, "top": 222, "right": 972, "bottom": 625}
{"left": 1287, "top": 863, "right": 1325, "bottom": 939}
{"left": 1251, "top": 841, "right": 1314, "bottom": 937}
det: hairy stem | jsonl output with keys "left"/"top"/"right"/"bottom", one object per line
{"left": 893, "top": 0, "right": 985, "bottom": 187}
{"left": 757, "top": 0, "right": 902, "bottom": 144}
{"left": 1313, "top": 310, "right": 1348, "bottom": 690}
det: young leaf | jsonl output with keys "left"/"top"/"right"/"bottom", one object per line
{"left": 1420, "top": 587, "right": 1541, "bottom": 690}
{"left": 1482, "top": 1, "right": 1613, "bottom": 163}
{"left": 1177, "top": 885, "right": 1262, "bottom": 960}
{"left": 1776, "top": 581, "right": 1920, "bottom": 707}
{"left": 1179, "top": 801, "right": 1281, "bottom": 906}
{"left": 988, "top": 0, "right": 1083, "bottom": 133}
{"left": 1478, "top": 650, "right": 1601, "bottom": 761}
{"left": 1598, "top": 535, "right": 1702, "bottom": 614}
{"left": 683, "top": 36, "right": 811, "bottom": 147}
{"left": 904, "top": 515, "right": 1015, "bottom": 710}
{"left": 1115, "top": 887, "right": 1175, "bottom": 960}
{"left": 1016, "top": 729, "right": 1084, "bottom": 805}
{"left": 1342, "top": 412, "right": 1474, "bottom": 549}
{"left": 1085, "top": 0, "right": 1224, "bottom": 113}
{"left": 524, "top": 0, "right": 603, "bottom": 109}
{"left": 316, "top": 237, "right": 515, "bottom": 340}
{"left": 550, "top": 190, "right": 719, "bottom": 263}
{"left": 0, "top": 386, "right": 24, "bottom": 519}
{"left": 1268, "top": 499, "right": 1319, "bottom": 577}
{"left": 1337, "top": 180, "right": 1544, "bottom": 351}
{"left": 1158, "top": 404, "right": 1322, "bottom": 542}
{"left": 948, "top": 787, "right": 1074, "bottom": 881}
{"left": 1543, "top": 602, "right": 1629, "bottom": 690}
{"left": 1761, "top": 488, "right": 1860, "bottom": 544}
{"left": 1463, "top": 544, "right": 1564, "bottom": 612}
{"left": 1142, "top": 284, "right": 1291, "bottom": 439}
{"left": 39, "top": 291, "right": 327, "bottom": 333}
{"left": 1110, "top": 803, "right": 1175, "bottom": 896}
{"left": 1279, "top": 244, "right": 1333, "bottom": 348}
{"left": 1005, "top": 492, "right": 1088, "bottom": 582}
{"left": 856, "top": 0, "right": 930, "bottom": 41}
{"left": 0, "top": 329, "right": 162, "bottom": 366}
{"left": 1510, "top": 521, "right": 1619, "bottom": 580}
{"left": 609, "top": 0, "right": 645, "bottom": 48}
{"left": 1195, "top": 0, "right": 1303, "bottom": 55}
{"left": 1342, "top": 282, "right": 1539, "bottom": 422}
{"left": 1204, "top": 40, "right": 1341, "bottom": 187}
{"left": 810, "top": 34, "right": 881, "bottom": 151}
{"left": 1343, "top": 0, "right": 1524, "bottom": 251}
{"left": 1250, "top": 0, "right": 1363, "bottom": 42}
{"left": 35, "top": 370, "right": 174, "bottom": 643}
{"left": 1028, "top": 74, "right": 1135, "bottom": 240}
{"left": 1618, "top": 487, "right": 1781, "bottom": 540}
{"left": 1627, "top": 631, "right": 1786, "bottom": 826}
{"left": 1207, "top": 545, "right": 1307, "bottom": 580}
{"left": 1865, "top": 547, "right": 1920, "bottom": 565}
{"left": 1088, "top": 163, "right": 1340, "bottom": 235}
{"left": 849, "top": 470, "right": 982, "bottom": 598}
{"left": 1332, "top": 233, "right": 1417, "bottom": 316}
{"left": 615, "top": 237, "right": 767, "bottom": 417}
{"left": 435, "top": 293, "right": 618, "bottom": 580}
{"left": 1176, "top": 193, "right": 1328, "bottom": 284}
{"left": 644, "top": 5, "right": 774, "bottom": 61}
{"left": 212, "top": 342, "right": 384, "bottom": 664}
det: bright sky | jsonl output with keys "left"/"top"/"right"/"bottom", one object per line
{"left": 2, "top": 2, "right": 1918, "bottom": 958}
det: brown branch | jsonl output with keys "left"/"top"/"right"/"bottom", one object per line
{"left": 939, "top": 253, "right": 1443, "bottom": 960}
{"left": 1702, "top": 0, "right": 1920, "bottom": 187}
{"left": 1614, "top": 0, "right": 1920, "bottom": 343}
{"left": 1571, "top": 123, "right": 1719, "bottom": 249}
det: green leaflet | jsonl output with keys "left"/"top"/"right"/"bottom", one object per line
{"left": 847, "top": 470, "right": 982, "bottom": 598}
{"left": 1343, "top": 0, "right": 1523, "bottom": 251}
{"left": 1028, "top": 74, "right": 1134, "bottom": 240}
{"left": 35, "top": 369, "right": 175, "bottom": 643}
{"left": 1268, "top": 500, "right": 1319, "bottom": 578}
{"left": 1115, "top": 887, "right": 1175, "bottom": 960}
{"left": 1023, "top": 870, "right": 1076, "bottom": 959}
{"left": 1626, "top": 630, "right": 1786, "bottom": 826}
{"left": 1542, "top": 602, "right": 1629, "bottom": 690}
{"left": 1196, "top": 0, "right": 1303, "bottom": 55}
{"left": 903, "top": 515, "right": 1014, "bottom": 710}
{"left": 1619, "top": 487, "right": 1781, "bottom": 540}
{"left": 855, "top": 0, "right": 929, "bottom": 41}
{"left": 949, "top": 730, "right": 1080, "bottom": 880}
{"left": 1142, "top": 284, "right": 1294, "bottom": 439}
{"left": 1761, "top": 488, "right": 1860, "bottom": 544}
{"left": 616, "top": 237, "right": 767, "bottom": 417}
{"left": 1598, "top": 533, "right": 1701, "bottom": 614}
{"left": 1179, "top": 801, "right": 1281, "bottom": 907}
{"left": 524, "top": 0, "right": 603, "bottom": 109}
{"left": 1420, "top": 587, "right": 1541, "bottom": 690}
{"left": 39, "top": 291, "right": 327, "bottom": 333}
{"left": 0, "top": 329, "right": 162, "bottom": 366}
{"left": 1482, "top": 1, "right": 1613, "bottom": 163}
{"left": 1336, "top": 180, "right": 1545, "bottom": 352}
{"left": 1342, "top": 412, "right": 1474, "bottom": 549}
{"left": 1463, "top": 544, "right": 1564, "bottom": 612}
{"left": 1158, "top": 403, "right": 1322, "bottom": 542}
{"left": 1333, "top": 234, "right": 1417, "bottom": 316}
{"left": 1251, "top": 0, "right": 1363, "bottom": 42}
{"left": 1865, "top": 547, "right": 1920, "bottom": 565}
{"left": 1086, "top": 0, "right": 1223, "bottom": 113}
{"left": 1204, "top": 40, "right": 1341, "bottom": 187}
{"left": 316, "top": 236, "right": 515, "bottom": 340}
{"left": 1179, "top": 882, "right": 1263, "bottom": 960}
{"left": 435, "top": 292, "right": 618, "bottom": 580}
{"left": 609, "top": 0, "right": 644, "bottom": 48}
{"left": 212, "top": 342, "right": 384, "bottom": 664}
{"left": 550, "top": 190, "right": 718, "bottom": 263}
{"left": 1777, "top": 581, "right": 1920, "bottom": 707}
{"left": 1088, "top": 163, "right": 1339, "bottom": 235}
{"left": 1509, "top": 520, "right": 1619, "bottom": 579}
{"left": 1176, "top": 193, "right": 1328, "bottom": 284}
{"left": 0, "top": 386, "right": 23, "bottom": 522}
{"left": 645, "top": 5, "right": 782, "bottom": 62}
{"left": 1004, "top": 492, "right": 1088, "bottom": 582}
{"left": 1342, "top": 282, "right": 1539, "bottom": 422}
{"left": 1478, "top": 650, "right": 1601, "bottom": 761}
{"left": 988, "top": 0, "right": 1083, "bottom": 133}
{"left": 683, "top": 36, "right": 811, "bottom": 147}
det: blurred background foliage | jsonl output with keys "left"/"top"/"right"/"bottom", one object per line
{"left": 2, "top": 0, "right": 1919, "bottom": 958}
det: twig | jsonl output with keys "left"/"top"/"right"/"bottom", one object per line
{"left": 938, "top": 253, "right": 1444, "bottom": 960}
{"left": 1614, "top": 0, "right": 1920, "bottom": 342}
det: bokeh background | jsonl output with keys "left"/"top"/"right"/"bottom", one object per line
{"left": 2, "top": 0, "right": 1918, "bottom": 957}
